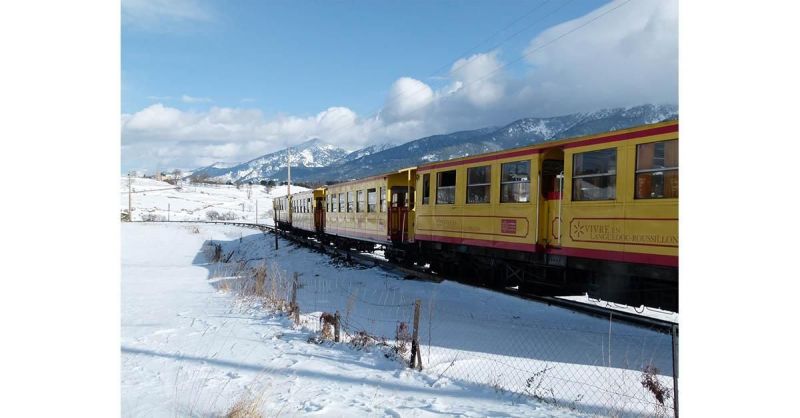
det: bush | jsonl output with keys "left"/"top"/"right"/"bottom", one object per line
{"left": 141, "top": 213, "right": 166, "bottom": 222}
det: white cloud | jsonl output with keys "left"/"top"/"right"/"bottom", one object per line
{"left": 122, "top": 0, "right": 213, "bottom": 30}
{"left": 381, "top": 77, "right": 434, "bottom": 123}
{"left": 122, "top": 0, "right": 677, "bottom": 172}
{"left": 181, "top": 94, "right": 212, "bottom": 104}
{"left": 520, "top": 0, "right": 678, "bottom": 114}
{"left": 448, "top": 52, "right": 505, "bottom": 107}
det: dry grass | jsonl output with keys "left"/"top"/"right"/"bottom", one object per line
{"left": 225, "top": 391, "right": 265, "bottom": 418}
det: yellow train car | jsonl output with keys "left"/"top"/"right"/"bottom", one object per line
{"left": 324, "top": 169, "right": 416, "bottom": 246}
{"left": 414, "top": 121, "right": 678, "bottom": 309}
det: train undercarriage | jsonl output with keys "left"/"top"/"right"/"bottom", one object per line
{"left": 277, "top": 223, "right": 678, "bottom": 313}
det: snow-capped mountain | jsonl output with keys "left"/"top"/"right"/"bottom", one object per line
{"left": 190, "top": 138, "right": 348, "bottom": 184}
{"left": 191, "top": 104, "right": 678, "bottom": 184}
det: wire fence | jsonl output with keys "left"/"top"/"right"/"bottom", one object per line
{"left": 288, "top": 269, "right": 677, "bottom": 418}
{"left": 202, "top": 233, "right": 677, "bottom": 418}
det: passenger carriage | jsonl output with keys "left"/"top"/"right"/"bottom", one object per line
{"left": 413, "top": 121, "right": 678, "bottom": 309}
{"left": 323, "top": 169, "right": 416, "bottom": 249}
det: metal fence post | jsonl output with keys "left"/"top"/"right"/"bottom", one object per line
{"left": 672, "top": 324, "right": 679, "bottom": 417}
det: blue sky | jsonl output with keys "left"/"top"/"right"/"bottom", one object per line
{"left": 121, "top": 0, "right": 677, "bottom": 172}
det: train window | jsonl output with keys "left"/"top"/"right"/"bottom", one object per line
{"left": 635, "top": 140, "right": 678, "bottom": 199}
{"left": 338, "top": 193, "right": 345, "bottom": 212}
{"left": 367, "top": 188, "right": 377, "bottom": 212}
{"left": 308, "top": 198, "right": 312, "bottom": 212}
{"left": 422, "top": 174, "right": 430, "bottom": 204}
{"left": 347, "top": 191, "right": 355, "bottom": 212}
{"left": 436, "top": 170, "right": 456, "bottom": 204}
{"left": 467, "top": 165, "right": 491, "bottom": 204}
{"left": 380, "top": 187, "right": 386, "bottom": 212}
{"left": 500, "top": 161, "right": 530, "bottom": 203}
{"left": 357, "top": 190, "right": 365, "bottom": 212}
{"left": 572, "top": 148, "right": 617, "bottom": 201}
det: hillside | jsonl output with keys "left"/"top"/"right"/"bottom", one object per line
{"left": 192, "top": 104, "right": 677, "bottom": 184}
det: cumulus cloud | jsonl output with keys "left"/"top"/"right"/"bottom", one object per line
{"left": 448, "top": 52, "right": 505, "bottom": 107}
{"left": 381, "top": 77, "right": 434, "bottom": 123}
{"left": 122, "top": 0, "right": 677, "bottom": 172}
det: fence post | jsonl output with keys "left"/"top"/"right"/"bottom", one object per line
{"left": 672, "top": 324, "right": 679, "bottom": 418}
{"left": 334, "top": 311, "right": 341, "bottom": 343}
{"left": 291, "top": 272, "right": 299, "bottom": 325}
{"left": 410, "top": 299, "right": 422, "bottom": 370}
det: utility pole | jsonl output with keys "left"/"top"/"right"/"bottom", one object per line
{"left": 287, "top": 148, "right": 292, "bottom": 197}
{"left": 255, "top": 200, "right": 258, "bottom": 225}
{"left": 127, "top": 172, "right": 132, "bottom": 221}
{"left": 167, "top": 203, "right": 170, "bottom": 222}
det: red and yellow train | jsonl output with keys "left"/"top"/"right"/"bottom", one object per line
{"left": 274, "top": 121, "right": 679, "bottom": 310}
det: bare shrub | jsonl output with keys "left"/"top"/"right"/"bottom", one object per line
{"left": 641, "top": 364, "right": 672, "bottom": 407}
{"left": 394, "top": 321, "right": 410, "bottom": 357}
{"left": 524, "top": 365, "right": 557, "bottom": 404}
{"left": 349, "top": 330, "right": 375, "bottom": 350}
{"left": 206, "top": 210, "right": 220, "bottom": 220}
{"left": 219, "top": 211, "right": 239, "bottom": 221}
{"left": 318, "top": 312, "right": 337, "bottom": 341}
{"left": 141, "top": 213, "right": 166, "bottom": 222}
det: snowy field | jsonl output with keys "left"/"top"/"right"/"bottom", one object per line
{"left": 122, "top": 222, "right": 675, "bottom": 417}
{"left": 120, "top": 176, "right": 308, "bottom": 223}
{"left": 122, "top": 223, "right": 586, "bottom": 417}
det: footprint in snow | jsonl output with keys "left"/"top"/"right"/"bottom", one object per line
{"left": 225, "top": 371, "right": 240, "bottom": 379}
{"left": 301, "top": 401, "right": 323, "bottom": 413}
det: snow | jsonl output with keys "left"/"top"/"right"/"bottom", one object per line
{"left": 122, "top": 223, "right": 587, "bottom": 417}
{"left": 121, "top": 176, "right": 309, "bottom": 223}
{"left": 558, "top": 294, "right": 679, "bottom": 324}
{"left": 121, "top": 177, "right": 677, "bottom": 417}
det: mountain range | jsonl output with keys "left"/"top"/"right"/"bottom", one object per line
{"left": 190, "top": 104, "right": 678, "bottom": 184}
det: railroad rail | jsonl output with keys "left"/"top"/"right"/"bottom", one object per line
{"left": 139, "top": 219, "right": 678, "bottom": 333}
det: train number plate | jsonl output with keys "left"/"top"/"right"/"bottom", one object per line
{"left": 547, "top": 254, "right": 566, "bottom": 266}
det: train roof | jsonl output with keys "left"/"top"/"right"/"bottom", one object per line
{"left": 416, "top": 120, "right": 678, "bottom": 171}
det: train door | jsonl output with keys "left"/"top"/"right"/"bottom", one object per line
{"left": 539, "top": 149, "right": 565, "bottom": 248}
{"left": 314, "top": 196, "right": 325, "bottom": 233}
{"left": 388, "top": 186, "right": 414, "bottom": 242}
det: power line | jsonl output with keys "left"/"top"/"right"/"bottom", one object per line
{"left": 276, "top": 1, "right": 570, "bottom": 145}
{"left": 310, "top": 0, "right": 633, "bottom": 144}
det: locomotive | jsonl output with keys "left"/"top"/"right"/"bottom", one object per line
{"left": 275, "top": 121, "right": 679, "bottom": 311}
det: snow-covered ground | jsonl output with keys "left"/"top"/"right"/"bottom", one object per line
{"left": 123, "top": 222, "right": 675, "bottom": 417}
{"left": 122, "top": 223, "right": 587, "bottom": 417}
{"left": 120, "top": 176, "right": 308, "bottom": 223}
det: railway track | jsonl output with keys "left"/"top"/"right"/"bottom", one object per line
{"left": 146, "top": 219, "right": 678, "bottom": 334}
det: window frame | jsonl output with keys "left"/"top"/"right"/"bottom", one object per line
{"left": 367, "top": 188, "right": 377, "bottom": 212}
{"left": 422, "top": 173, "right": 430, "bottom": 205}
{"left": 500, "top": 160, "right": 531, "bottom": 203}
{"left": 436, "top": 170, "right": 457, "bottom": 205}
{"left": 571, "top": 148, "right": 617, "bottom": 202}
{"left": 634, "top": 139, "right": 678, "bottom": 200}
{"left": 357, "top": 190, "right": 365, "bottom": 212}
{"left": 347, "top": 191, "right": 354, "bottom": 213}
{"left": 466, "top": 165, "right": 491, "bottom": 204}
{"left": 380, "top": 186, "right": 386, "bottom": 212}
